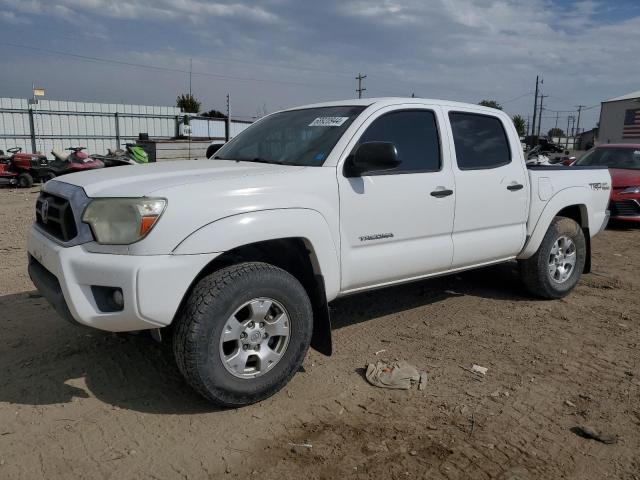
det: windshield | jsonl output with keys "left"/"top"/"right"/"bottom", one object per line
{"left": 213, "top": 106, "right": 366, "bottom": 166}
{"left": 575, "top": 147, "right": 640, "bottom": 170}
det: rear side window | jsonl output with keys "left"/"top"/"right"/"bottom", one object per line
{"left": 358, "top": 110, "right": 441, "bottom": 173}
{"left": 449, "top": 112, "right": 511, "bottom": 170}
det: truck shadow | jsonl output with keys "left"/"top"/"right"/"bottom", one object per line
{"left": 0, "top": 262, "right": 530, "bottom": 413}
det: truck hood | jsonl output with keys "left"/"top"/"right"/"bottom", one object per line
{"left": 53, "top": 160, "right": 304, "bottom": 197}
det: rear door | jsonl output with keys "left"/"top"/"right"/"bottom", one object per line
{"left": 443, "top": 108, "right": 529, "bottom": 268}
{"left": 337, "top": 105, "right": 455, "bottom": 292}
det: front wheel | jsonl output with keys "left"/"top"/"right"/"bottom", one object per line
{"left": 519, "top": 216, "right": 586, "bottom": 299}
{"left": 172, "top": 262, "right": 313, "bottom": 406}
{"left": 17, "top": 172, "right": 34, "bottom": 188}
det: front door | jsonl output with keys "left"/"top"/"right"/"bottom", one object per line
{"left": 338, "top": 106, "right": 455, "bottom": 292}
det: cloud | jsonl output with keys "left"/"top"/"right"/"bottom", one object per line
{"left": 0, "top": 0, "right": 638, "bottom": 132}
{"left": 0, "top": 10, "right": 30, "bottom": 24}
{"left": 0, "top": 0, "right": 279, "bottom": 23}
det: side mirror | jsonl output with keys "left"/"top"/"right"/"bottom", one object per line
{"left": 344, "top": 141, "right": 400, "bottom": 177}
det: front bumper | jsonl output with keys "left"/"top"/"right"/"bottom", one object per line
{"left": 609, "top": 198, "right": 640, "bottom": 223}
{"left": 27, "top": 227, "right": 220, "bottom": 332}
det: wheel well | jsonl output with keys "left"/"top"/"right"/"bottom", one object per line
{"left": 556, "top": 204, "right": 591, "bottom": 273}
{"left": 557, "top": 204, "right": 587, "bottom": 228}
{"left": 183, "top": 238, "right": 332, "bottom": 356}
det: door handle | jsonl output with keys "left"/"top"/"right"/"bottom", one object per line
{"left": 507, "top": 183, "right": 524, "bottom": 191}
{"left": 430, "top": 189, "right": 454, "bottom": 198}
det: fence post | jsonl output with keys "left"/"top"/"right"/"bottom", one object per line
{"left": 114, "top": 112, "right": 120, "bottom": 147}
{"left": 175, "top": 115, "right": 180, "bottom": 138}
{"left": 28, "top": 107, "right": 37, "bottom": 152}
{"left": 225, "top": 118, "right": 230, "bottom": 142}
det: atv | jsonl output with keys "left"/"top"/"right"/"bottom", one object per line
{"left": 91, "top": 143, "right": 149, "bottom": 167}
{"left": 50, "top": 147, "right": 105, "bottom": 174}
{"left": 2, "top": 147, "right": 54, "bottom": 187}
{"left": 0, "top": 151, "right": 19, "bottom": 186}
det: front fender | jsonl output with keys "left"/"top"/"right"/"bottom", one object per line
{"left": 518, "top": 186, "right": 593, "bottom": 259}
{"left": 172, "top": 208, "right": 341, "bottom": 300}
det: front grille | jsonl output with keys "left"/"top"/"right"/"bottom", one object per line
{"left": 609, "top": 200, "right": 640, "bottom": 217}
{"left": 35, "top": 193, "right": 78, "bottom": 241}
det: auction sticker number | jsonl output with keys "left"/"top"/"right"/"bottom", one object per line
{"left": 309, "top": 117, "right": 349, "bottom": 127}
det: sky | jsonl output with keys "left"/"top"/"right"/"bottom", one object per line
{"left": 1, "top": 0, "right": 639, "bottom": 133}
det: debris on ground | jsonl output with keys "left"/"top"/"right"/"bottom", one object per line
{"left": 365, "top": 360, "right": 428, "bottom": 390}
{"left": 471, "top": 364, "right": 488, "bottom": 375}
{"left": 570, "top": 425, "right": 618, "bottom": 444}
{"left": 564, "top": 400, "right": 576, "bottom": 408}
{"left": 289, "top": 442, "right": 312, "bottom": 449}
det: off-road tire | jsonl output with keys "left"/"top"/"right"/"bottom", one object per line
{"left": 520, "top": 216, "right": 586, "bottom": 299}
{"left": 17, "top": 173, "right": 34, "bottom": 188}
{"left": 172, "top": 262, "right": 313, "bottom": 406}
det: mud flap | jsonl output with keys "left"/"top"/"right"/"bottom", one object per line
{"left": 310, "top": 274, "right": 332, "bottom": 356}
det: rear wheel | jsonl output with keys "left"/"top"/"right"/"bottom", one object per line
{"left": 519, "top": 216, "right": 586, "bottom": 299}
{"left": 17, "top": 173, "right": 33, "bottom": 188}
{"left": 40, "top": 172, "right": 56, "bottom": 183}
{"left": 172, "top": 262, "right": 313, "bottom": 406}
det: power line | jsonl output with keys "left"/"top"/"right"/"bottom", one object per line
{"left": 499, "top": 91, "right": 533, "bottom": 105}
{"left": 0, "top": 41, "right": 349, "bottom": 92}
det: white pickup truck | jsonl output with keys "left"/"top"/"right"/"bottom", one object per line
{"left": 28, "top": 98, "right": 610, "bottom": 406}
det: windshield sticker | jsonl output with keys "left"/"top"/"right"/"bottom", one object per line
{"left": 309, "top": 117, "right": 349, "bottom": 127}
{"left": 314, "top": 152, "right": 326, "bottom": 162}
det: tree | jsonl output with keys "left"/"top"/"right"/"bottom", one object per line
{"left": 548, "top": 127, "right": 565, "bottom": 138}
{"left": 176, "top": 93, "right": 201, "bottom": 113}
{"left": 512, "top": 115, "right": 526, "bottom": 137}
{"left": 201, "top": 109, "right": 227, "bottom": 119}
{"left": 478, "top": 99, "right": 503, "bottom": 110}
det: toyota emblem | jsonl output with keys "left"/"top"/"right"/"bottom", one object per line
{"left": 41, "top": 199, "right": 49, "bottom": 224}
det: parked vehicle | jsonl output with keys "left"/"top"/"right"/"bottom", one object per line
{"left": 206, "top": 140, "right": 225, "bottom": 159}
{"left": 0, "top": 153, "right": 18, "bottom": 186}
{"left": 28, "top": 98, "right": 611, "bottom": 406}
{"left": 0, "top": 147, "right": 53, "bottom": 187}
{"left": 50, "top": 147, "right": 105, "bottom": 174}
{"left": 92, "top": 144, "right": 149, "bottom": 167}
{"left": 572, "top": 144, "right": 640, "bottom": 223}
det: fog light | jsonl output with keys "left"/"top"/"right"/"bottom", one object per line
{"left": 91, "top": 286, "right": 124, "bottom": 312}
{"left": 112, "top": 289, "right": 124, "bottom": 308}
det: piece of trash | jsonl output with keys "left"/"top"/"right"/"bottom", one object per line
{"left": 418, "top": 372, "right": 428, "bottom": 391}
{"left": 375, "top": 349, "right": 386, "bottom": 355}
{"left": 564, "top": 399, "right": 576, "bottom": 408}
{"left": 365, "top": 360, "right": 426, "bottom": 390}
{"left": 288, "top": 442, "right": 312, "bottom": 449}
{"left": 471, "top": 365, "right": 488, "bottom": 376}
{"left": 444, "top": 289, "right": 463, "bottom": 296}
{"left": 570, "top": 425, "right": 617, "bottom": 444}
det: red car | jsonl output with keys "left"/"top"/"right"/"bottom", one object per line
{"left": 573, "top": 144, "right": 640, "bottom": 223}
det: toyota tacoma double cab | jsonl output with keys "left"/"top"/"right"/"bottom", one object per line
{"left": 28, "top": 98, "right": 611, "bottom": 406}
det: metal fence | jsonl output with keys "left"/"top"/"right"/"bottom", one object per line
{"left": 0, "top": 98, "right": 252, "bottom": 159}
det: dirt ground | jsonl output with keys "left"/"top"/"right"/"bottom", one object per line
{"left": 0, "top": 185, "right": 638, "bottom": 480}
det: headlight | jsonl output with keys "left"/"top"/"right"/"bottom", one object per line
{"left": 82, "top": 198, "right": 166, "bottom": 244}
{"left": 621, "top": 186, "right": 640, "bottom": 195}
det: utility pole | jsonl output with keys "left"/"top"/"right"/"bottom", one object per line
{"left": 566, "top": 115, "right": 573, "bottom": 149}
{"left": 189, "top": 58, "right": 193, "bottom": 98}
{"left": 537, "top": 94, "right": 548, "bottom": 137}
{"left": 575, "top": 105, "right": 585, "bottom": 136}
{"left": 531, "top": 75, "right": 539, "bottom": 143}
{"left": 356, "top": 73, "right": 367, "bottom": 99}
{"left": 225, "top": 93, "right": 231, "bottom": 142}
{"left": 526, "top": 116, "right": 530, "bottom": 136}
